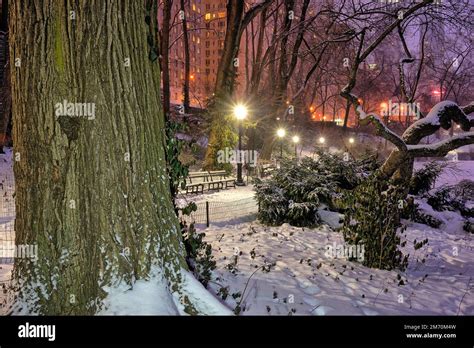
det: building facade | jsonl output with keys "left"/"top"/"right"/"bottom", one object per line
{"left": 165, "top": 0, "right": 227, "bottom": 108}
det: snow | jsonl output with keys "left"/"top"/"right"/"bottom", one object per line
{"left": 407, "top": 132, "right": 474, "bottom": 152}
{"left": 99, "top": 269, "right": 180, "bottom": 315}
{"left": 99, "top": 267, "right": 232, "bottom": 315}
{"left": 202, "top": 214, "right": 473, "bottom": 315}
{"left": 414, "top": 160, "right": 474, "bottom": 188}
{"left": 193, "top": 162, "right": 474, "bottom": 315}
{"left": 404, "top": 101, "right": 458, "bottom": 139}
{"left": 175, "top": 269, "right": 232, "bottom": 315}
{"left": 1, "top": 144, "right": 473, "bottom": 315}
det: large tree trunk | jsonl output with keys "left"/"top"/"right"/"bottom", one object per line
{"left": 8, "top": 0, "right": 201, "bottom": 315}
{"left": 181, "top": 0, "right": 190, "bottom": 112}
{"left": 161, "top": 0, "right": 172, "bottom": 118}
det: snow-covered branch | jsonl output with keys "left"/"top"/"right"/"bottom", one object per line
{"left": 407, "top": 132, "right": 474, "bottom": 157}
{"left": 358, "top": 110, "right": 407, "bottom": 152}
{"left": 403, "top": 101, "right": 473, "bottom": 144}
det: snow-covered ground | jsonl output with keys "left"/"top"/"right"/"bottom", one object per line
{"left": 1, "top": 145, "right": 473, "bottom": 315}
{"left": 197, "top": 160, "right": 474, "bottom": 315}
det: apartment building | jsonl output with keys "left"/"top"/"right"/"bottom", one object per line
{"left": 165, "top": 0, "right": 227, "bottom": 108}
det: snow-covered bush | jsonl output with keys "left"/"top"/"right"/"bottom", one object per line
{"left": 342, "top": 176, "right": 409, "bottom": 271}
{"left": 409, "top": 161, "right": 447, "bottom": 195}
{"left": 427, "top": 180, "right": 474, "bottom": 218}
{"left": 401, "top": 199, "right": 442, "bottom": 229}
{"left": 254, "top": 152, "right": 369, "bottom": 227}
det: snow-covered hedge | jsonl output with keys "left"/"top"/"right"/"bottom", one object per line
{"left": 254, "top": 152, "right": 370, "bottom": 227}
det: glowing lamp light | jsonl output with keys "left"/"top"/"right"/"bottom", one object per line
{"left": 319, "top": 137, "right": 325, "bottom": 144}
{"left": 349, "top": 137, "right": 355, "bottom": 144}
{"left": 292, "top": 135, "right": 300, "bottom": 144}
{"left": 277, "top": 128, "right": 286, "bottom": 138}
{"left": 234, "top": 104, "right": 248, "bottom": 120}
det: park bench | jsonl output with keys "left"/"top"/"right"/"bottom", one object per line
{"left": 260, "top": 163, "right": 277, "bottom": 178}
{"left": 207, "top": 170, "right": 236, "bottom": 190}
{"left": 184, "top": 171, "right": 208, "bottom": 194}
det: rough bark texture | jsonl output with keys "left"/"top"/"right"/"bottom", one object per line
{"left": 181, "top": 0, "right": 190, "bottom": 112}
{"left": 9, "top": 0, "right": 190, "bottom": 315}
{"left": 161, "top": 0, "right": 172, "bottom": 118}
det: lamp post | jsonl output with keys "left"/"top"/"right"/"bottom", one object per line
{"left": 234, "top": 104, "right": 248, "bottom": 186}
{"left": 277, "top": 128, "right": 286, "bottom": 158}
{"left": 292, "top": 135, "right": 300, "bottom": 158}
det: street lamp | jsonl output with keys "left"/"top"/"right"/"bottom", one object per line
{"left": 292, "top": 135, "right": 300, "bottom": 158}
{"left": 234, "top": 104, "right": 248, "bottom": 186}
{"left": 349, "top": 137, "right": 355, "bottom": 145}
{"left": 277, "top": 128, "right": 286, "bottom": 158}
{"left": 319, "top": 136, "right": 325, "bottom": 145}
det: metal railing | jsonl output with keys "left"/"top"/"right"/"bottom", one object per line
{"left": 180, "top": 197, "right": 258, "bottom": 227}
{"left": 0, "top": 154, "right": 15, "bottom": 313}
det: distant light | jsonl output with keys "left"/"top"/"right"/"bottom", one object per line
{"left": 234, "top": 104, "right": 248, "bottom": 120}
{"left": 292, "top": 135, "right": 300, "bottom": 143}
{"left": 277, "top": 128, "right": 286, "bottom": 138}
{"left": 310, "top": 106, "right": 315, "bottom": 112}
{"left": 358, "top": 98, "right": 363, "bottom": 104}
{"left": 319, "top": 137, "right": 325, "bottom": 144}
{"left": 349, "top": 137, "right": 355, "bottom": 144}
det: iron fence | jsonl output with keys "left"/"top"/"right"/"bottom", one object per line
{"left": 0, "top": 157, "right": 15, "bottom": 313}
{"left": 180, "top": 197, "right": 258, "bottom": 227}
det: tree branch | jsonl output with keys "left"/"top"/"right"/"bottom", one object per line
{"left": 241, "top": 0, "right": 273, "bottom": 29}
{"left": 407, "top": 132, "right": 474, "bottom": 157}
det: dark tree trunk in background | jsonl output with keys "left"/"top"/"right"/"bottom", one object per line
{"left": 161, "top": 0, "right": 172, "bottom": 118}
{"left": 9, "top": 0, "right": 196, "bottom": 315}
{"left": 0, "top": 0, "right": 10, "bottom": 152}
{"left": 0, "top": 0, "right": 7, "bottom": 31}
{"left": 204, "top": 0, "right": 272, "bottom": 169}
{"left": 181, "top": 0, "right": 190, "bottom": 112}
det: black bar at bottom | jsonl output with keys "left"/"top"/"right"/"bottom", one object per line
{"left": 0, "top": 316, "right": 472, "bottom": 346}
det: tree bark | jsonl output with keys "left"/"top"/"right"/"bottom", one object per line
{"left": 9, "top": 0, "right": 195, "bottom": 315}
{"left": 181, "top": 0, "right": 190, "bottom": 112}
{"left": 161, "top": 0, "right": 172, "bottom": 118}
